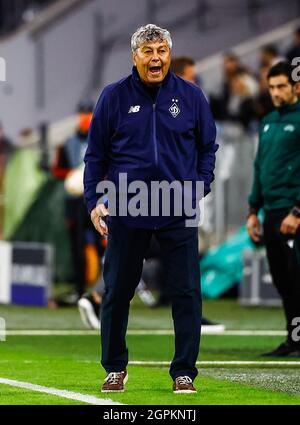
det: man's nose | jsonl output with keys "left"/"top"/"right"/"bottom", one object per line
{"left": 151, "top": 52, "right": 160, "bottom": 61}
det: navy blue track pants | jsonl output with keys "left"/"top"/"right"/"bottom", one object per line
{"left": 100, "top": 218, "right": 201, "bottom": 380}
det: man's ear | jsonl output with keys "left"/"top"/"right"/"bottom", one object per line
{"left": 295, "top": 81, "right": 300, "bottom": 97}
{"left": 132, "top": 53, "right": 136, "bottom": 66}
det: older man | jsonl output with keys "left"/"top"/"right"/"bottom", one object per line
{"left": 84, "top": 24, "right": 218, "bottom": 393}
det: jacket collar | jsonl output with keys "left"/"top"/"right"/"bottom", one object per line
{"left": 278, "top": 99, "right": 300, "bottom": 114}
{"left": 131, "top": 66, "right": 173, "bottom": 90}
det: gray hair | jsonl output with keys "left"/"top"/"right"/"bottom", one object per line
{"left": 131, "top": 24, "right": 172, "bottom": 53}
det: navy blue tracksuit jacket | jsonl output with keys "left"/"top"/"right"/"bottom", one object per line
{"left": 84, "top": 67, "right": 218, "bottom": 228}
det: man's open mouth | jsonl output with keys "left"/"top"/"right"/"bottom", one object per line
{"left": 149, "top": 66, "right": 162, "bottom": 75}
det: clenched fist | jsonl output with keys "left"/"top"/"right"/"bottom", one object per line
{"left": 246, "top": 214, "right": 262, "bottom": 242}
{"left": 90, "top": 203, "right": 109, "bottom": 236}
{"left": 280, "top": 213, "right": 300, "bottom": 235}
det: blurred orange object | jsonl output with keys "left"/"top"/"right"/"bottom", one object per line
{"left": 78, "top": 113, "right": 93, "bottom": 134}
{"left": 85, "top": 243, "right": 100, "bottom": 285}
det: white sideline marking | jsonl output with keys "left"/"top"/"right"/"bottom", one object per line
{"left": 6, "top": 330, "right": 98, "bottom": 336}
{"left": 0, "top": 378, "right": 122, "bottom": 405}
{"left": 5, "top": 330, "right": 288, "bottom": 336}
{"left": 1, "top": 360, "right": 299, "bottom": 367}
{"left": 129, "top": 361, "right": 300, "bottom": 366}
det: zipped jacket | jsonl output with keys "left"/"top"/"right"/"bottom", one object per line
{"left": 84, "top": 67, "right": 218, "bottom": 228}
{"left": 249, "top": 100, "right": 300, "bottom": 212}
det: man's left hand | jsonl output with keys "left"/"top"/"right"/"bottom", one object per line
{"left": 280, "top": 213, "right": 300, "bottom": 235}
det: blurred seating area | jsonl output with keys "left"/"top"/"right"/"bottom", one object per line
{"left": 210, "top": 43, "right": 299, "bottom": 130}
{"left": 203, "top": 28, "right": 300, "bottom": 132}
{"left": 0, "top": 0, "right": 59, "bottom": 36}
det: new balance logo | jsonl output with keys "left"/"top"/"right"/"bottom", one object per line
{"left": 128, "top": 105, "right": 140, "bottom": 113}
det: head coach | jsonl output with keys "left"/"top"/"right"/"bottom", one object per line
{"left": 84, "top": 24, "right": 218, "bottom": 393}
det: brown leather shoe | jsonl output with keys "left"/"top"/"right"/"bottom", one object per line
{"left": 173, "top": 376, "right": 197, "bottom": 393}
{"left": 101, "top": 371, "right": 128, "bottom": 392}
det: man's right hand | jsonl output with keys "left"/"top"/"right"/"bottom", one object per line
{"left": 90, "top": 203, "right": 109, "bottom": 236}
{"left": 246, "top": 214, "right": 262, "bottom": 242}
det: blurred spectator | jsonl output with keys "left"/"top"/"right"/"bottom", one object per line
{"left": 210, "top": 55, "right": 258, "bottom": 130}
{"left": 0, "top": 122, "right": 15, "bottom": 238}
{"left": 254, "top": 66, "right": 274, "bottom": 119}
{"left": 210, "top": 53, "right": 247, "bottom": 121}
{"left": 171, "top": 56, "right": 198, "bottom": 84}
{"left": 225, "top": 70, "right": 256, "bottom": 129}
{"left": 286, "top": 27, "right": 300, "bottom": 64}
{"left": 223, "top": 52, "right": 246, "bottom": 80}
{"left": 259, "top": 44, "right": 284, "bottom": 68}
{"left": 52, "top": 101, "right": 102, "bottom": 301}
{"left": 226, "top": 70, "right": 257, "bottom": 129}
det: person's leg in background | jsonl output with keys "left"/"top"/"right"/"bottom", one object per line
{"left": 77, "top": 269, "right": 104, "bottom": 330}
{"left": 101, "top": 219, "right": 152, "bottom": 373}
{"left": 63, "top": 198, "right": 86, "bottom": 303}
{"left": 263, "top": 208, "right": 300, "bottom": 356}
{"left": 155, "top": 223, "right": 201, "bottom": 383}
{"left": 78, "top": 234, "right": 157, "bottom": 329}
{"left": 143, "top": 235, "right": 169, "bottom": 306}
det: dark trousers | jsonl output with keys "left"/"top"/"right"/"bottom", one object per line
{"left": 263, "top": 209, "right": 300, "bottom": 346}
{"left": 100, "top": 219, "right": 201, "bottom": 380}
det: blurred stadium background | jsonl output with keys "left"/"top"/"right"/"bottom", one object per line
{"left": 0, "top": 0, "right": 300, "bottom": 405}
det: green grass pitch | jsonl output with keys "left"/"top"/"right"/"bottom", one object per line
{"left": 0, "top": 299, "right": 299, "bottom": 405}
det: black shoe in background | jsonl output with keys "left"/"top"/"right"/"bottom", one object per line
{"left": 262, "top": 341, "right": 300, "bottom": 357}
{"left": 202, "top": 317, "right": 219, "bottom": 326}
{"left": 287, "top": 349, "right": 300, "bottom": 358}
{"left": 202, "top": 316, "right": 225, "bottom": 332}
